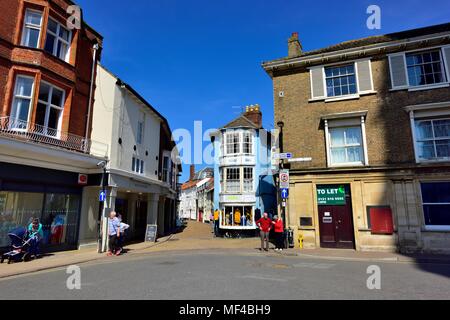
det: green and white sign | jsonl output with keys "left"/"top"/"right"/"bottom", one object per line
{"left": 317, "top": 185, "right": 346, "bottom": 205}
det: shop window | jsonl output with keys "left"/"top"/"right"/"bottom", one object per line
{"left": 221, "top": 206, "right": 254, "bottom": 227}
{"left": 421, "top": 182, "right": 450, "bottom": 230}
{"left": 0, "top": 192, "right": 44, "bottom": 247}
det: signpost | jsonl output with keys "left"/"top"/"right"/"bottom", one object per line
{"left": 145, "top": 224, "right": 158, "bottom": 242}
{"left": 317, "top": 185, "right": 346, "bottom": 205}
{"left": 273, "top": 152, "right": 293, "bottom": 160}
{"left": 280, "top": 188, "right": 289, "bottom": 199}
{"left": 280, "top": 169, "right": 290, "bottom": 189}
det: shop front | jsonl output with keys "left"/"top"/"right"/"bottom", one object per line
{"left": 0, "top": 162, "right": 85, "bottom": 251}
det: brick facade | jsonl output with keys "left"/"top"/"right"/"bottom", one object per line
{"left": 0, "top": 0, "right": 103, "bottom": 138}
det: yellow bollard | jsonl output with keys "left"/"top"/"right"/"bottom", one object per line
{"left": 298, "top": 234, "right": 304, "bottom": 249}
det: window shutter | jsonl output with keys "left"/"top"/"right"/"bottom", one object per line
{"left": 310, "top": 66, "right": 325, "bottom": 99}
{"left": 442, "top": 46, "right": 450, "bottom": 82}
{"left": 356, "top": 59, "right": 373, "bottom": 93}
{"left": 388, "top": 54, "right": 408, "bottom": 89}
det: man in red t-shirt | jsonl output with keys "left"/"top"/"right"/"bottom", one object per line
{"left": 256, "top": 212, "right": 272, "bottom": 251}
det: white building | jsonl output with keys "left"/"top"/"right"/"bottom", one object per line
{"left": 78, "top": 65, "right": 180, "bottom": 247}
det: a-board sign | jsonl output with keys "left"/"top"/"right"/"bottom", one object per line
{"left": 145, "top": 224, "right": 158, "bottom": 242}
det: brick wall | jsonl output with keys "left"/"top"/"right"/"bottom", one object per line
{"left": 273, "top": 53, "right": 450, "bottom": 170}
{"left": 0, "top": 0, "right": 102, "bottom": 139}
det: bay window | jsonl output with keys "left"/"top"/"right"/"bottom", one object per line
{"left": 21, "top": 9, "right": 43, "bottom": 48}
{"left": 421, "top": 182, "right": 450, "bottom": 230}
{"left": 225, "top": 132, "right": 240, "bottom": 155}
{"left": 36, "top": 82, "right": 65, "bottom": 136}
{"left": 10, "top": 75, "right": 35, "bottom": 129}
{"left": 243, "top": 167, "right": 253, "bottom": 192}
{"left": 415, "top": 118, "right": 450, "bottom": 161}
{"left": 44, "top": 18, "right": 71, "bottom": 62}
{"left": 225, "top": 168, "right": 240, "bottom": 193}
{"left": 243, "top": 132, "right": 253, "bottom": 154}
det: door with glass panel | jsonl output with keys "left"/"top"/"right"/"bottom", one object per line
{"left": 10, "top": 76, "right": 35, "bottom": 130}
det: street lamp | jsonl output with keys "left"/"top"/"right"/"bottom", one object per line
{"left": 276, "top": 121, "right": 287, "bottom": 247}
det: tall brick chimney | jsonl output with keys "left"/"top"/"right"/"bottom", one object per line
{"left": 288, "top": 32, "right": 302, "bottom": 58}
{"left": 244, "top": 104, "right": 262, "bottom": 128}
{"left": 189, "top": 164, "right": 195, "bottom": 181}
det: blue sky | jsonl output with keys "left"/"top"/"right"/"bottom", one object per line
{"left": 77, "top": 0, "right": 450, "bottom": 182}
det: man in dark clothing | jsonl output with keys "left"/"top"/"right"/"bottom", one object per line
{"left": 256, "top": 212, "right": 272, "bottom": 251}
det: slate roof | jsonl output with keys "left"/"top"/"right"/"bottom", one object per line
{"left": 264, "top": 22, "right": 450, "bottom": 65}
{"left": 222, "top": 114, "right": 261, "bottom": 129}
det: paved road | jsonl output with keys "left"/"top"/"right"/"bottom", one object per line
{"left": 0, "top": 249, "right": 449, "bottom": 299}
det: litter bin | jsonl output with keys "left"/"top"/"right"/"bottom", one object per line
{"left": 287, "top": 228, "right": 294, "bottom": 248}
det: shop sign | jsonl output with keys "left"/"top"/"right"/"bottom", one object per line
{"left": 317, "top": 186, "right": 346, "bottom": 205}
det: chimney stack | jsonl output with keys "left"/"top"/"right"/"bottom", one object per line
{"left": 244, "top": 104, "right": 262, "bottom": 128}
{"left": 189, "top": 164, "right": 195, "bottom": 181}
{"left": 288, "top": 32, "right": 302, "bottom": 58}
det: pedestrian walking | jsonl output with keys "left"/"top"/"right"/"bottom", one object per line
{"left": 213, "top": 209, "right": 220, "bottom": 237}
{"left": 256, "top": 212, "right": 272, "bottom": 251}
{"left": 272, "top": 215, "right": 284, "bottom": 251}
{"left": 107, "top": 211, "right": 120, "bottom": 256}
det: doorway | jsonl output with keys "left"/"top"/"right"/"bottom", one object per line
{"left": 317, "top": 184, "right": 355, "bottom": 249}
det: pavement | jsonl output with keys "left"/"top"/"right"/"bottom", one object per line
{"left": 1, "top": 221, "right": 450, "bottom": 280}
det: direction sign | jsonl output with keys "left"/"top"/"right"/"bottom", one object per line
{"left": 281, "top": 188, "right": 289, "bottom": 199}
{"left": 99, "top": 190, "right": 107, "bottom": 202}
{"left": 287, "top": 157, "right": 312, "bottom": 163}
{"left": 273, "top": 152, "right": 293, "bottom": 160}
{"left": 280, "top": 169, "right": 290, "bottom": 189}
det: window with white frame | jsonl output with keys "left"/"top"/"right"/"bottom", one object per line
{"left": 36, "top": 82, "right": 65, "bottom": 136}
{"left": 225, "top": 167, "right": 240, "bottom": 193}
{"left": 329, "top": 127, "right": 364, "bottom": 165}
{"left": 225, "top": 131, "right": 240, "bottom": 155}
{"left": 21, "top": 9, "right": 42, "bottom": 48}
{"left": 243, "top": 131, "right": 253, "bottom": 154}
{"left": 243, "top": 167, "right": 253, "bottom": 192}
{"left": 325, "top": 64, "right": 357, "bottom": 97}
{"left": 406, "top": 50, "right": 446, "bottom": 87}
{"left": 415, "top": 118, "right": 450, "bottom": 161}
{"left": 44, "top": 18, "right": 71, "bottom": 62}
{"left": 10, "top": 76, "right": 35, "bottom": 129}
{"left": 421, "top": 182, "right": 450, "bottom": 229}
{"left": 132, "top": 157, "right": 144, "bottom": 174}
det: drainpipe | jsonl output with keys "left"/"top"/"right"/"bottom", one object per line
{"left": 85, "top": 42, "right": 99, "bottom": 152}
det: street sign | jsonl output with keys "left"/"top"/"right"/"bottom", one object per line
{"left": 287, "top": 157, "right": 312, "bottom": 163}
{"left": 99, "top": 190, "right": 107, "bottom": 202}
{"left": 317, "top": 185, "right": 346, "bottom": 205}
{"left": 281, "top": 188, "right": 289, "bottom": 199}
{"left": 273, "top": 152, "right": 293, "bottom": 160}
{"left": 280, "top": 169, "right": 290, "bottom": 189}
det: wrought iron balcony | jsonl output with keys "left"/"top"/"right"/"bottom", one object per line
{"left": 0, "top": 116, "right": 108, "bottom": 158}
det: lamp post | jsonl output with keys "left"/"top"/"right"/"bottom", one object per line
{"left": 277, "top": 121, "right": 287, "bottom": 247}
{"left": 96, "top": 160, "right": 108, "bottom": 253}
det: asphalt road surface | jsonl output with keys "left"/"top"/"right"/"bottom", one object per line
{"left": 0, "top": 249, "right": 449, "bottom": 299}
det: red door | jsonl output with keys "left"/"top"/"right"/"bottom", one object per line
{"left": 318, "top": 185, "right": 355, "bottom": 249}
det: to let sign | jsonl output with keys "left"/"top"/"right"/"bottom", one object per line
{"left": 317, "top": 185, "right": 346, "bottom": 205}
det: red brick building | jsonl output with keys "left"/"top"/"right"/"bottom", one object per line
{"left": 0, "top": 0, "right": 106, "bottom": 251}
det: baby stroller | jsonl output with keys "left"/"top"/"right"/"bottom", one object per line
{"left": 1, "top": 227, "right": 33, "bottom": 264}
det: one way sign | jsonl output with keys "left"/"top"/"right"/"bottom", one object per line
{"left": 280, "top": 188, "right": 289, "bottom": 199}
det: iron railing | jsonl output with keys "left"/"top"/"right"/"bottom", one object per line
{"left": 0, "top": 116, "right": 108, "bottom": 157}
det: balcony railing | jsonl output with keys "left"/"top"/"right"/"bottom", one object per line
{"left": 0, "top": 116, "right": 108, "bottom": 158}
